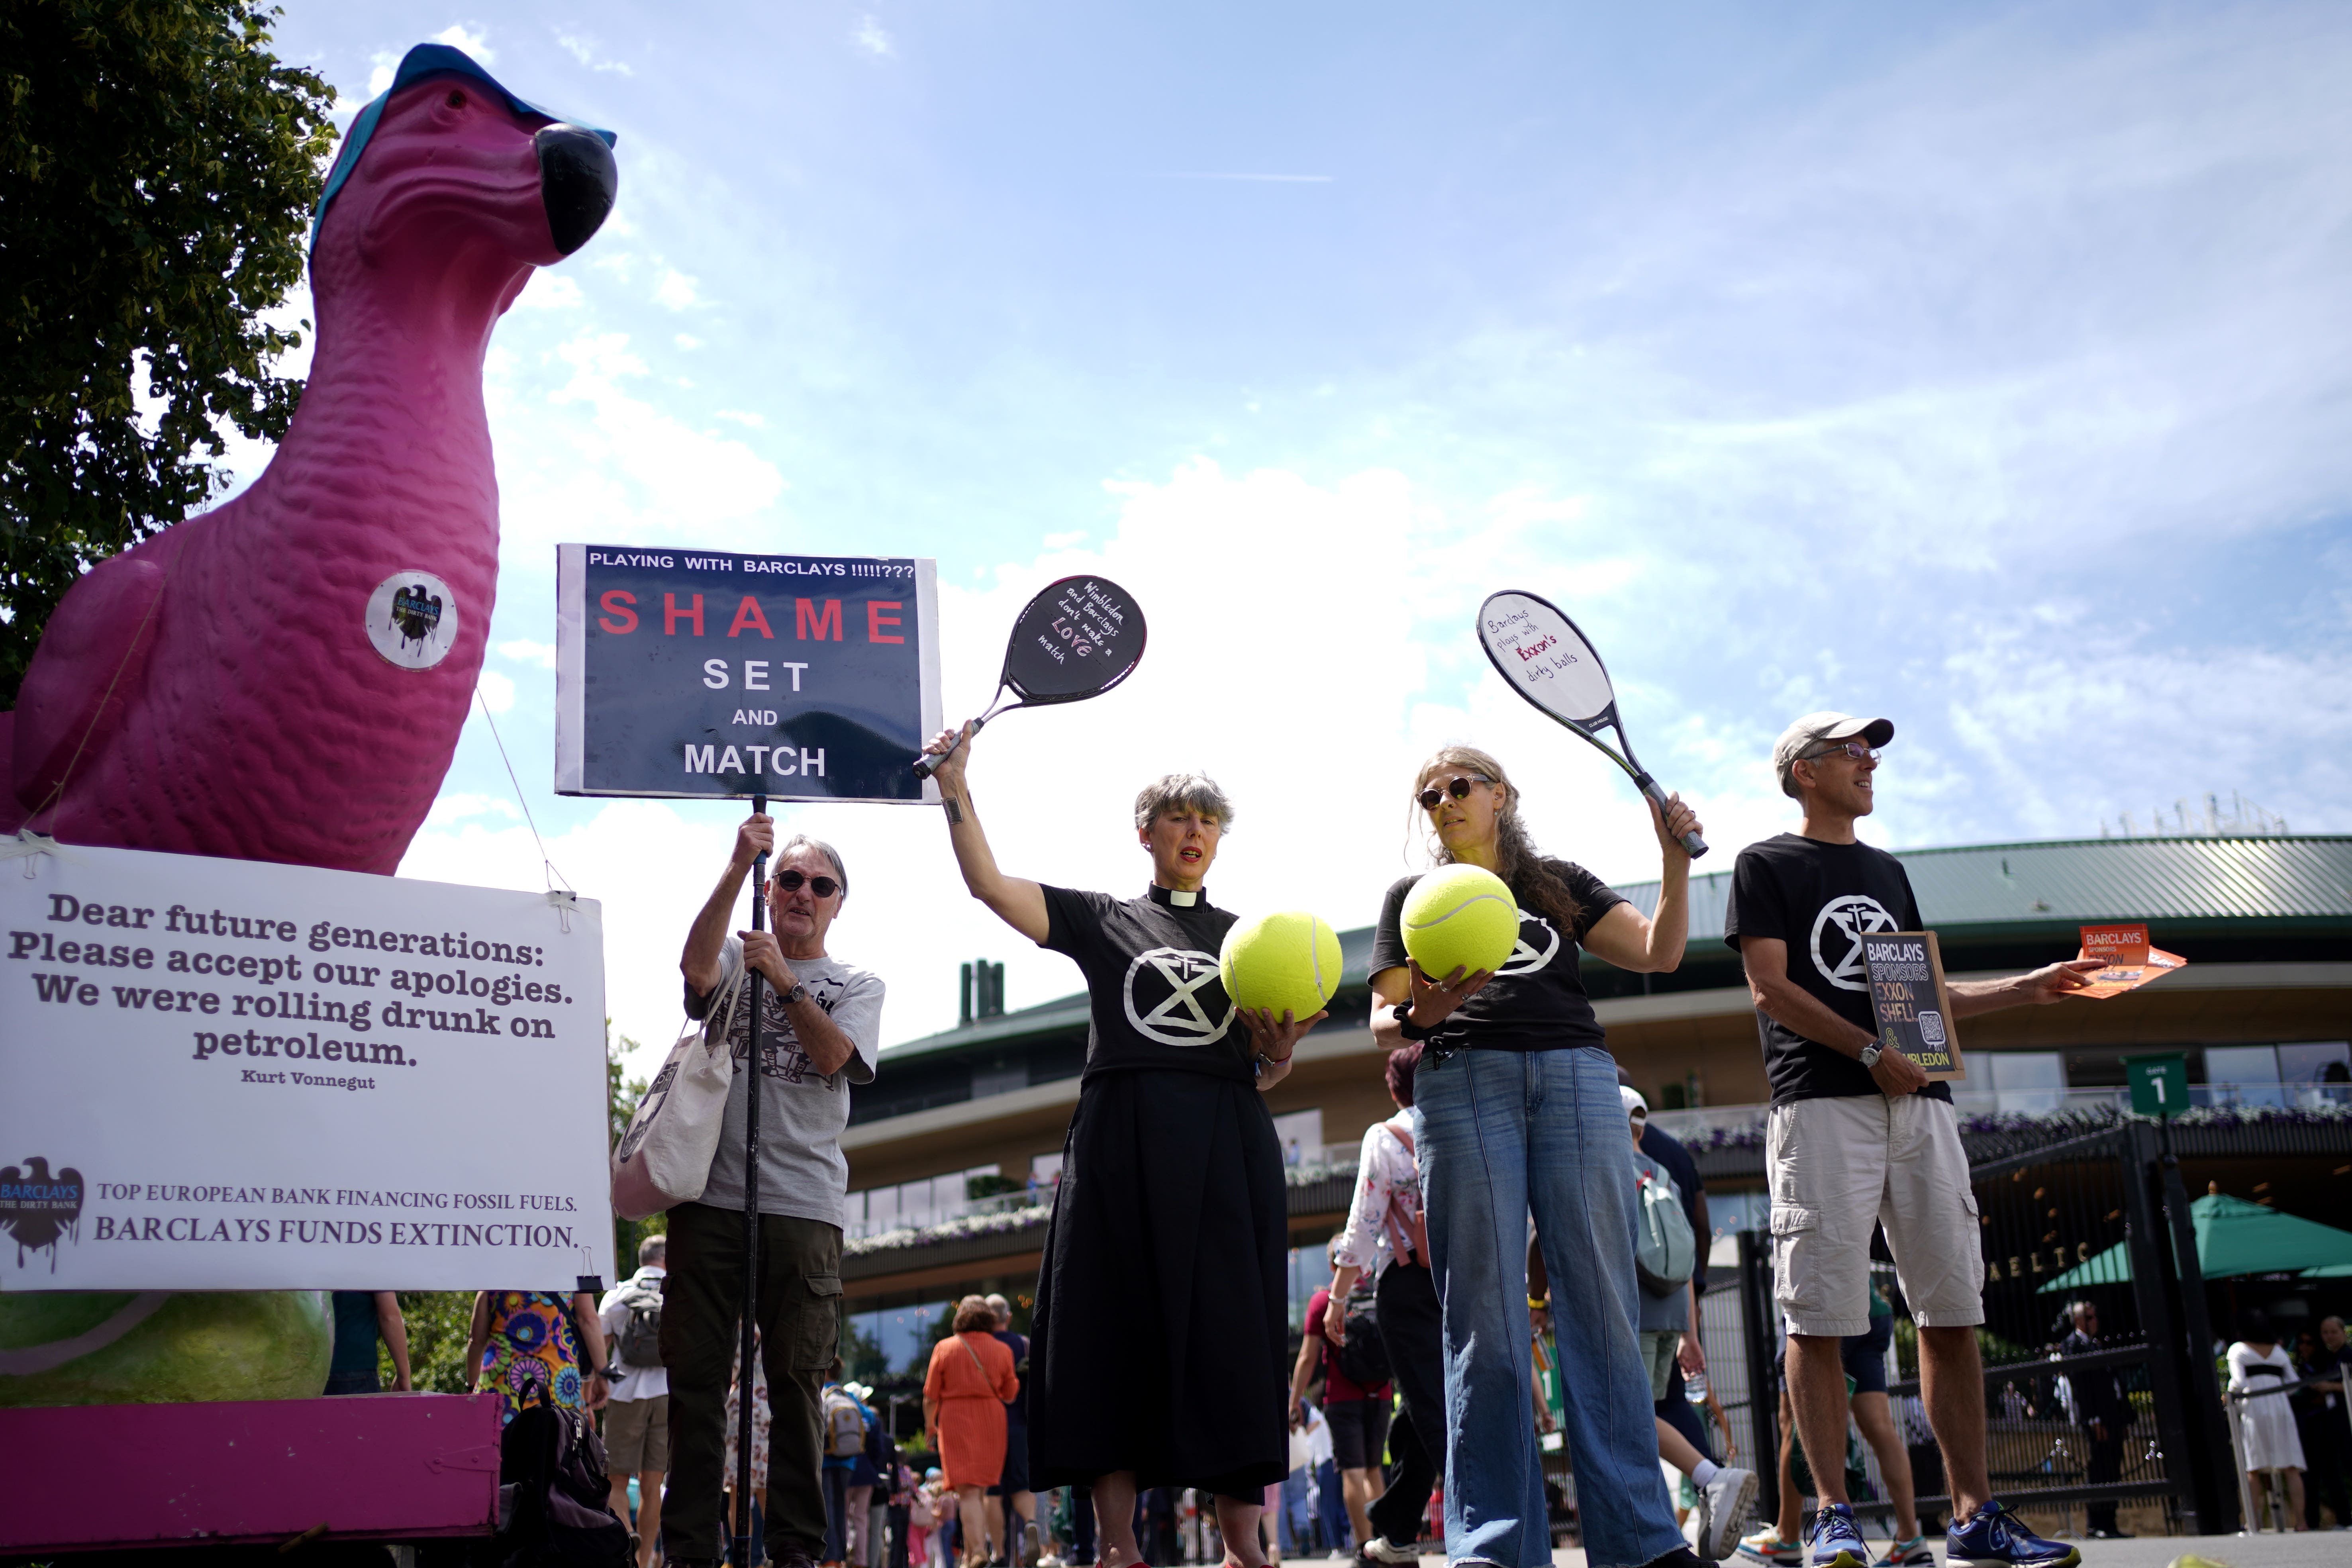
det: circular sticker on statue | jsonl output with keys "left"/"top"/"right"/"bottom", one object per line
{"left": 365, "top": 570, "right": 460, "bottom": 669}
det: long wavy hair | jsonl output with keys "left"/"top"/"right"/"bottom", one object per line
{"left": 1410, "top": 745, "right": 1584, "bottom": 936}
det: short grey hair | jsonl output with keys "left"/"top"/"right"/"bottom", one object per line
{"left": 1133, "top": 772, "right": 1234, "bottom": 832}
{"left": 770, "top": 833, "right": 848, "bottom": 896}
{"left": 986, "top": 1292, "right": 1012, "bottom": 1325}
{"left": 639, "top": 1234, "right": 667, "bottom": 1265}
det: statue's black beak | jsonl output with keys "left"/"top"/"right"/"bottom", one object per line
{"left": 535, "top": 123, "right": 617, "bottom": 256}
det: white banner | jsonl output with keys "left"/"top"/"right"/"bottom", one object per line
{"left": 0, "top": 839, "right": 612, "bottom": 1292}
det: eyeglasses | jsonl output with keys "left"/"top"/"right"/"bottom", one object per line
{"left": 1417, "top": 774, "right": 1495, "bottom": 811}
{"left": 770, "top": 868, "right": 841, "bottom": 899}
{"left": 1802, "top": 741, "right": 1880, "bottom": 766}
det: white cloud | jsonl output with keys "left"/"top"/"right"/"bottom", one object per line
{"left": 424, "top": 793, "right": 522, "bottom": 829}
{"left": 654, "top": 271, "right": 699, "bottom": 311}
{"left": 499, "top": 639, "right": 559, "bottom": 670}
{"left": 555, "top": 32, "right": 634, "bottom": 75}
{"left": 366, "top": 53, "right": 396, "bottom": 96}
{"left": 476, "top": 669, "right": 517, "bottom": 714}
{"left": 853, "top": 16, "right": 895, "bottom": 58}
{"left": 515, "top": 275, "right": 585, "bottom": 311}
{"left": 434, "top": 24, "right": 493, "bottom": 62}
{"left": 675, "top": 334, "right": 703, "bottom": 351}
{"left": 715, "top": 410, "right": 767, "bottom": 429}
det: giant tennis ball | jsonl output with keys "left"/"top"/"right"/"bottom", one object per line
{"left": 0, "top": 1290, "right": 331, "bottom": 1407}
{"left": 1220, "top": 910, "right": 1343, "bottom": 1020}
{"left": 1401, "top": 864, "right": 1519, "bottom": 978}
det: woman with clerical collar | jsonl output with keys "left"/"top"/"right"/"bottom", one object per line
{"left": 1366, "top": 743, "right": 1709, "bottom": 1568}
{"left": 923, "top": 723, "right": 1320, "bottom": 1568}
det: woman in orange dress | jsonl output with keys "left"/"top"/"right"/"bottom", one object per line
{"left": 925, "top": 1295, "right": 1020, "bottom": 1568}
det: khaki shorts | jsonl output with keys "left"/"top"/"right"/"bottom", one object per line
{"left": 1767, "top": 1094, "right": 1984, "bottom": 1336}
{"left": 604, "top": 1392, "right": 671, "bottom": 1473}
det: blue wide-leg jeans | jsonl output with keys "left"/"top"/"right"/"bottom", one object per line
{"left": 1416, "top": 1045, "right": 1684, "bottom": 1568}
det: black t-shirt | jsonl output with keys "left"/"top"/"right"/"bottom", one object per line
{"left": 1040, "top": 882, "right": 1250, "bottom": 1082}
{"left": 1367, "top": 858, "right": 1627, "bottom": 1053}
{"left": 1721, "top": 833, "right": 1948, "bottom": 1106}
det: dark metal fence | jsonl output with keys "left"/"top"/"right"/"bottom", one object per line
{"left": 1732, "top": 1121, "right": 2241, "bottom": 1536}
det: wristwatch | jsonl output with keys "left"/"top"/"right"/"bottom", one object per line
{"left": 1859, "top": 1042, "right": 1883, "bottom": 1069}
{"left": 1391, "top": 1002, "right": 1431, "bottom": 1042}
{"left": 780, "top": 981, "right": 809, "bottom": 1007}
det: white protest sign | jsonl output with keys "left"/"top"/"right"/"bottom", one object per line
{"left": 0, "top": 840, "right": 611, "bottom": 1292}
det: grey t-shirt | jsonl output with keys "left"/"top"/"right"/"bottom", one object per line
{"left": 1634, "top": 1150, "right": 1691, "bottom": 1335}
{"left": 686, "top": 936, "right": 883, "bottom": 1228}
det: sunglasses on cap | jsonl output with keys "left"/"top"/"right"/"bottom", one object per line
{"left": 1417, "top": 774, "right": 1495, "bottom": 811}
{"left": 769, "top": 869, "right": 841, "bottom": 899}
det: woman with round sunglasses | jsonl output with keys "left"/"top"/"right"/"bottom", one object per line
{"left": 1367, "top": 745, "right": 1706, "bottom": 1568}
{"left": 919, "top": 723, "right": 1319, "bottom": 1568}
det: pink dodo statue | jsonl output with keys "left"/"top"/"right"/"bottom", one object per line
{"left": 0, "top": 44, "right": 615, "bottom": 1407}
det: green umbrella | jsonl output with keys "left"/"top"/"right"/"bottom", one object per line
{"left": 2037, "top": 1192, "right": 2352, "bottom": 1294}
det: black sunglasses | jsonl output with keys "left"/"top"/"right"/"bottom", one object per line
{"left": 770, "top": 868, "right": 841, "bottom": 899}
{"left": 1416, "top": 774, "right": 1495, "bottom": 812}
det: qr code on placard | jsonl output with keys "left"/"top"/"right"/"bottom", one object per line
{"left": 1919, "top": 1011, "right": 1946, "bottom": 1047}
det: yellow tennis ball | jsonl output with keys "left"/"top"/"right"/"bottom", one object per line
{"left": 1220, "top": 910, "right": 1343, "bottom": 1020}
{"left": 1401, "top": 864, "right": 1519, "bottom": 978}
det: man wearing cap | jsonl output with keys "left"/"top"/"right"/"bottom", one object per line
{"left": 1723, "top": 714, "right": 2101, "bottom": 1568}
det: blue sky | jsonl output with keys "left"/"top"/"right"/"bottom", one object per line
{"left": 241, "top": 2, "right": 2352, "bottom": 1067}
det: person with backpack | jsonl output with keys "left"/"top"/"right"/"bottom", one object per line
{"left": 824, "top": 1364, "right": 879, "bottom": 1566}
{"left": 601, "top": 1234, "right": 674, "bottom": 1568}
{"left": 1368, "top": 744, "right": 1709, "bottom": 1568}
{"left": 1290, "top": 1255, "right": 1391, "bottom": 1551}
{"left": 1625, "top": 1089, "right": 1758, "bottom": 1560}
{"left": 1314, "top": 1045, "right": 1443, "bottom": 1568}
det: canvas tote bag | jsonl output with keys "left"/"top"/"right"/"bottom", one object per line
{"left": 610, "top": 948, "right": 747, "bottom": 1221}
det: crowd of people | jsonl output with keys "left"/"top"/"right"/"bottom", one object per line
{"left": 453, "top": 706, "right": 2121, "bottom": 1568}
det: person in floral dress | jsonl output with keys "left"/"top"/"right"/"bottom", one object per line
{"left": 466, "top": 1288, "right": 610, "bottom": 1424}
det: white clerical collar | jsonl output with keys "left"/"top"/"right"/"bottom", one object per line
{"left": 1149, "top": 884, "right": 1201, "bottom": 908}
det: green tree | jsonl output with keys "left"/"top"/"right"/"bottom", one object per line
{"left": 1, "top": 1, "right": 338, "bottom": 706}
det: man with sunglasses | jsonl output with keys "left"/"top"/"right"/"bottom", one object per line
{"left": 1723, "top": 715, "right": 2099, "bottom": 1568}
{"left": 666, "top": 814, "right": 888, "bottom": 1568}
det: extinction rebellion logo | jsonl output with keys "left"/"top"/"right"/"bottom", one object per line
{"left": 0, "top": 1156, "right": 86, "bottom": 1270}
{"left": 1122, "top": 947, "right": 1234, "bottom": 1048}
{"left": 1811, "top": 895, "right": 1898, "bottom": 992}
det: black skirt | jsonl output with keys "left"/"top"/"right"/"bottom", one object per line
{"left": 1027, "top": 1067, "right": 1289, "bottom": 1496}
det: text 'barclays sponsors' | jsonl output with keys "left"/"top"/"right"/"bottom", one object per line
{"left": 7, "top": 894, "right": 579, "bottom": 1087}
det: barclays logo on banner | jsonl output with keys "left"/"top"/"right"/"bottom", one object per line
{"left": 0, "top": 1156, "right": 86, "bottom": 1270}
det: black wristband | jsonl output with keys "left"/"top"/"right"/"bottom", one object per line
{"left": 1392, "top": 1002, "right": 1431, "bottom": 1042}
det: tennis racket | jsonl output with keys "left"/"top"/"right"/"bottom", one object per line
{"left": 1475, "top": 589, "right": 1708, "bottom": 859}
{"left": 913, "top": 575, "right": 1147, "bottom": 785}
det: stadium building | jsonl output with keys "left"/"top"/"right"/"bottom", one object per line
{"left": 833, "top": 834, "right": 2352, "bottom": 1423}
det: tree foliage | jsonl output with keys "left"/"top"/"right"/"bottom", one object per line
{"left": 1, "top": 1, "right": 338, "bottom": 706}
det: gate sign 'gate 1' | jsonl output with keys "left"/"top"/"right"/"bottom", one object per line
{"left": 555, "top": 545, "right": 942, "bottom": 802}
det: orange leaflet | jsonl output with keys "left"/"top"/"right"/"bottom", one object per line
{"left": 2069, "top": 922, "right": 2188, "bottom": 999}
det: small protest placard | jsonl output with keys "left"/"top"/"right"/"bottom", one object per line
{"left": 1859, "top": 930, "right": 1965, "bottom": 1081}
{"left": 2069, "top": 923, "right": 2187, "bottom": 999}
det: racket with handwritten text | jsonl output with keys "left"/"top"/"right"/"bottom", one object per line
{"left": 1475, "top": 589, "right": 1708, "bottom": 858}
{"left": 913, "top": 576, "right": 1148, "bottom": 792}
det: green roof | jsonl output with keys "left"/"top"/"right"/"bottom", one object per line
{"left": 883, "top": 835, "right": 2352, "bottom": 1058}
{"left": 1615, "top": 834, "right": 2352, "bottom": 933}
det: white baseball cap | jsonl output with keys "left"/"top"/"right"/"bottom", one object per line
{"left": 1774, "top": 711, "right": 1895, "bottom": 798}
{"left": 1620, "top": 1086, "right": 1648, "bottom": 1120}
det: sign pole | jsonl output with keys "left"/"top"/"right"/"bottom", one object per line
{"left": 733, "top": 791, "right": 767, "bottom": 1568}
